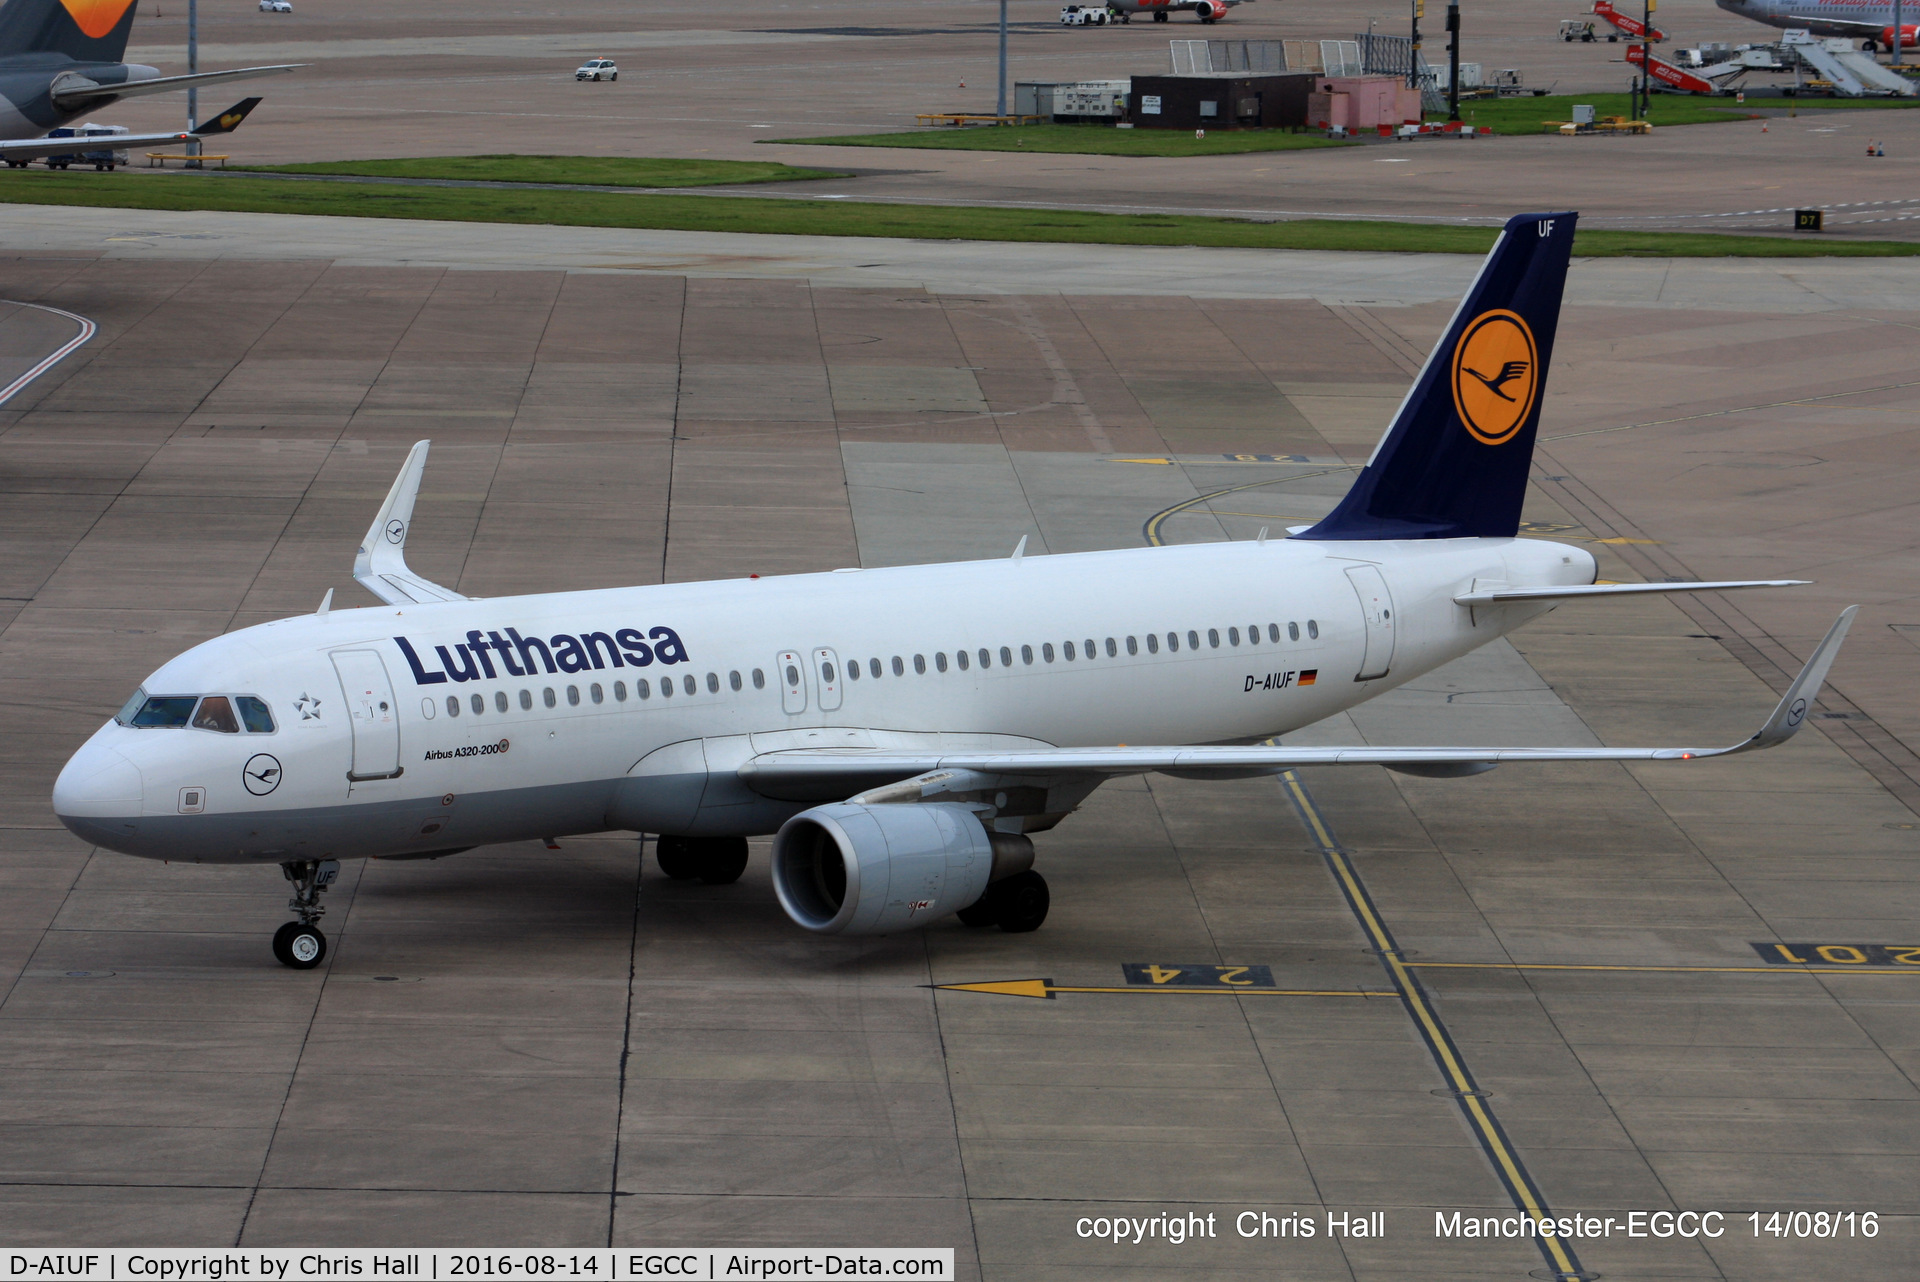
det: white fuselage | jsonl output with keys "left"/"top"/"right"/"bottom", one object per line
{"left": 1716, "top": 0, "right": 1907, "bottom": 35}
{"left": 52, "top": 535, "right": 1593, "bottom": 865}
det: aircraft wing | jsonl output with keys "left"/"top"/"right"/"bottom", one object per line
{"left": 0, "top": 96, "right": 262, "bottom": 161}
{"left": 353, "top": 440, "right": 469, "bottom": 606}
{"left": 49, "top": 65, "right": 303, "bottom": 110}
{"left": 740, "top": 607, "right": 1856, "bottom": 796}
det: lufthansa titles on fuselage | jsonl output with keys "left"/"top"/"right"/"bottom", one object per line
{"left": 394, "top": 625, "right": 689, "bottom": 686}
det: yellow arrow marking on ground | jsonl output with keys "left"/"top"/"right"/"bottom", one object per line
{"left": 931, "top": 979, "right": 1393, "bottom": 1000}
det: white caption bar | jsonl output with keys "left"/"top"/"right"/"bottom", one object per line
{"left": 6, "top": 1251, "right": 956, "bottom": 1282}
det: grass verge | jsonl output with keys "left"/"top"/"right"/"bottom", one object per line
{"left": 769, "top": 123, "right": 1357, "bottom": 156}
{"left": 2, "top": 170, "right": 1915, "bottom": 257}
{"left": 236, "top": 154, "right": 848, "bottom": 187}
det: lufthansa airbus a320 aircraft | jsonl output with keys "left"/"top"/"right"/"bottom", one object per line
{"left": 53, "top": 213, "right": 1855, "bottom": 969}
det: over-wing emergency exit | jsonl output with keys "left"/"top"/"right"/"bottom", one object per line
{"left": 53, "top": 211, "right": 1853, "bottom": 970}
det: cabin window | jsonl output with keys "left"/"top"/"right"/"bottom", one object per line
{"left": 1021, "top": 644, "right": 1034, "bottom": 665}
{"left": 956, "top": 650, "right": 970, "bottom": 671}
{"left": 520, "top": 689, "right": 533, "bottom": 710}
{"left": 660, "top": 677, "right": 673, "bottom": 698}
{"left": 193, "top": 696, "right": 240, "bottom": 733}
{"left": 1228, "top": 627, "right": 1240, "bottom": 646}
{"left": 753, "top": 668, "right": 767, "bottom": 689}
{"left": 1126, "top": 636, "right": 1138, "bottom": 656}
{"left": 615, "top": 681, "right": 628, "bottom": 701}
{"left": 566, "top": 685, "right": 580, "bottom": 706}
{"left": 935, "top": 653, "right": 948, "bottom": 673}
{"left": 1146, "top": 634, "right": 1159, "bottom": 654}
{"left": 1000, "top": 646, "right": 1012, "bottom": 667}
{"left": 1207, "top": 629, "right": 1220, "bottom": 649}
{"left": 421, "top": 698, "right": 436, "bottom": 719}
{"left": 869, "top": 658, "right": 881, "bottom": 679}
{"left": 683, "top": 675, "right": 697, "bottom": 696}
{"left": 1166, "top": 633, "right": 1179, "bottom": 653}
{"left": 1308, "top": 619, "right": 1320, "bottom": 640}
{"left": 1063, "top": 641, "right": 1076, "bottom": 661}
{"left": 846, "top": 660, "right": 860, "bottom": 681}
{"left": 916, "top": 654, "right": 928, "bottom": 674}
{"left": 892, "top": 656, "right": 905, "bottom": 677}
{"left": 978, "top": 648, "right": 991, "bottom": 669}
{"left": 1043, "top": 643, "right": 1055, "bottom": 663}
{"left": 470, "top": 693, "right": 485, "bottom": 715}
{"left": 637, "top": 680, "right": 651, "bottom": 701}
{"left": 706, "top": 673, "right": 720, "bottom": 694}
{"left": 785, "top": 664, "right": 799, "bottom": 689}
{"left": 495, "top": 691, "right": 509, "bottom": 713}
{"left": 591, "top": 683, "right": 605, "bottom": 704}
{"left": 730, "top": 671, "right": 743, "bottom": 692}
{"left": 543, "top": 687, "right": 557, "bottom": 708}
{"left": 1247, "top": 624, "right": 1260, "bottom": 646}
{"left": 1105, "top": 637, "right": 1117, "bottom": 657}
{"left": 821, "top": 661, "right": 834, "bottom": 686}
{"left": 237, "top": 696, "right": 275, "bottom": 733}
{"left": 1189, "top": 631, "right": 1201, "bottom": 650}
{"left": 446, "top": 696, "right": 460, "bottom": 717}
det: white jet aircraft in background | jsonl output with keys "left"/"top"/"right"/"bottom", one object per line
{"left": 1717, "top": 0, "right": 1918, "bottom": 46}
{"left": 54, "top": 212, "right": 1854, "bottom": 970}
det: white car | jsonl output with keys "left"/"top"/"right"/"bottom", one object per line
{"left": 258, "top": 0, "right": 291, "bottom": 11}
{"left": 575, "top": 58, "right": 618, "bottom": 81}
{"left": 1060, "top": 5, "right": 1110, "bottom": 23}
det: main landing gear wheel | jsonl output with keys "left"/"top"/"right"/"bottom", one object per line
{"left": 272, "top": 921, "right": 327, "bottom": 968}
{"left": 655, "top": 835, "right": 750, "bottom": 884}
{"left": 274, "top": 858, "right": 339, "bottom": 969}
{"left": 959, "top": 871, "right": 1050, "bottom": 932}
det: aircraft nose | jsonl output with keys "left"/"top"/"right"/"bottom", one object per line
{"left": 53, "top": 743, "right": 143, "bottom": 821}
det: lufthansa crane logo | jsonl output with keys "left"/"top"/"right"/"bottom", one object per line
{"left": 242, "top": 753, "right": 282, "bottom": 796}
{"left": 1450, "top": 309, "right": 1539, "bottom": 446}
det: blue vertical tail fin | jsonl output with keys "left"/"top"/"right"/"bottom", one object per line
{"left": 1297, "top": 211, "right": 1577, "bottom": 541}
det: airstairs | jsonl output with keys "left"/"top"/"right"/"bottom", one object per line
{"left": 1780, "top": 29, "right": 1917, "bottom": 96}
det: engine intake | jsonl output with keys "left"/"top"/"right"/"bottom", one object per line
{"left": 771, "top": 802, "right": 1032, "bottom": 935}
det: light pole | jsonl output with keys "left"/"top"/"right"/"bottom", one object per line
{"left": 1446, "top": 0, "right": 1459, "bottom": 122}
{"left": 1410, "top": 0, "right": 1423, "bottom": 90}
{"left": 1895, "top": 0, "right": 1905, "bottom": 68}
{"left": 997, "top": 0, "right": 1009, "bottom": 117}
{"left": 186, "top": 0, "right": 200, "bottom": 166}
{"left": 1639, "top": 0, "right": 1653, "bottom": 120}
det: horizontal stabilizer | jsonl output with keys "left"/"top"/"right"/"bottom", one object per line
{"left": 50, "top": 65, "right": 302, "bottom": 110}
{"left": 739, "top": 608, "right": 1857, "bottom": 791}
{"left": 1454, "top": 579, "right": 1808, "bottom": 605}
{"left": 352, "top": 440, "right": 468, "bottom": 607}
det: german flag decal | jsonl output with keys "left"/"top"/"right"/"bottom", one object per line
{"left": 1299, "top": 669, "right": 1318, "bottom": 686}
{"left": 59, "top": 0, "right": 135, "bottom": 38}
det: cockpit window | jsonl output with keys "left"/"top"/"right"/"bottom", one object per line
{"left": 115, "top": 688, "right": 147, "bottom": 725}
{"left": 128, "top": 695, "right": 197, "bottom": 728}
{"left": 192, "top": 696, "right": 240, "bottom": 733}
{"left": 237, "top": 696, "right": 275, "bottom": 733}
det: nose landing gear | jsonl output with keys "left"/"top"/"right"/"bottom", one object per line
{"left": 273, "top": 859, "right": 339, "bottom": 969}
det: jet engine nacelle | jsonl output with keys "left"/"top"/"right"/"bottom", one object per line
{"left": 771, "top": 802, "right": 1033, "bottom": 935}
{"left": 1194, "top": 0, "right": 1228, "bottom": 20}
{"left": 1880, "top": 24, "right": 1918, "bottom": 47}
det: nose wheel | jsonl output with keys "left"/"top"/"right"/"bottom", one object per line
{"left": 274, "top": 859, "right": 339, "bottom": 969}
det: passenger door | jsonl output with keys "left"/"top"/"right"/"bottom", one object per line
{"left": 1344, "top": 564, "right": 1396, "bottom": 681}
{"left": 332, "top": 649, "right": 403, "bottom": 780}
